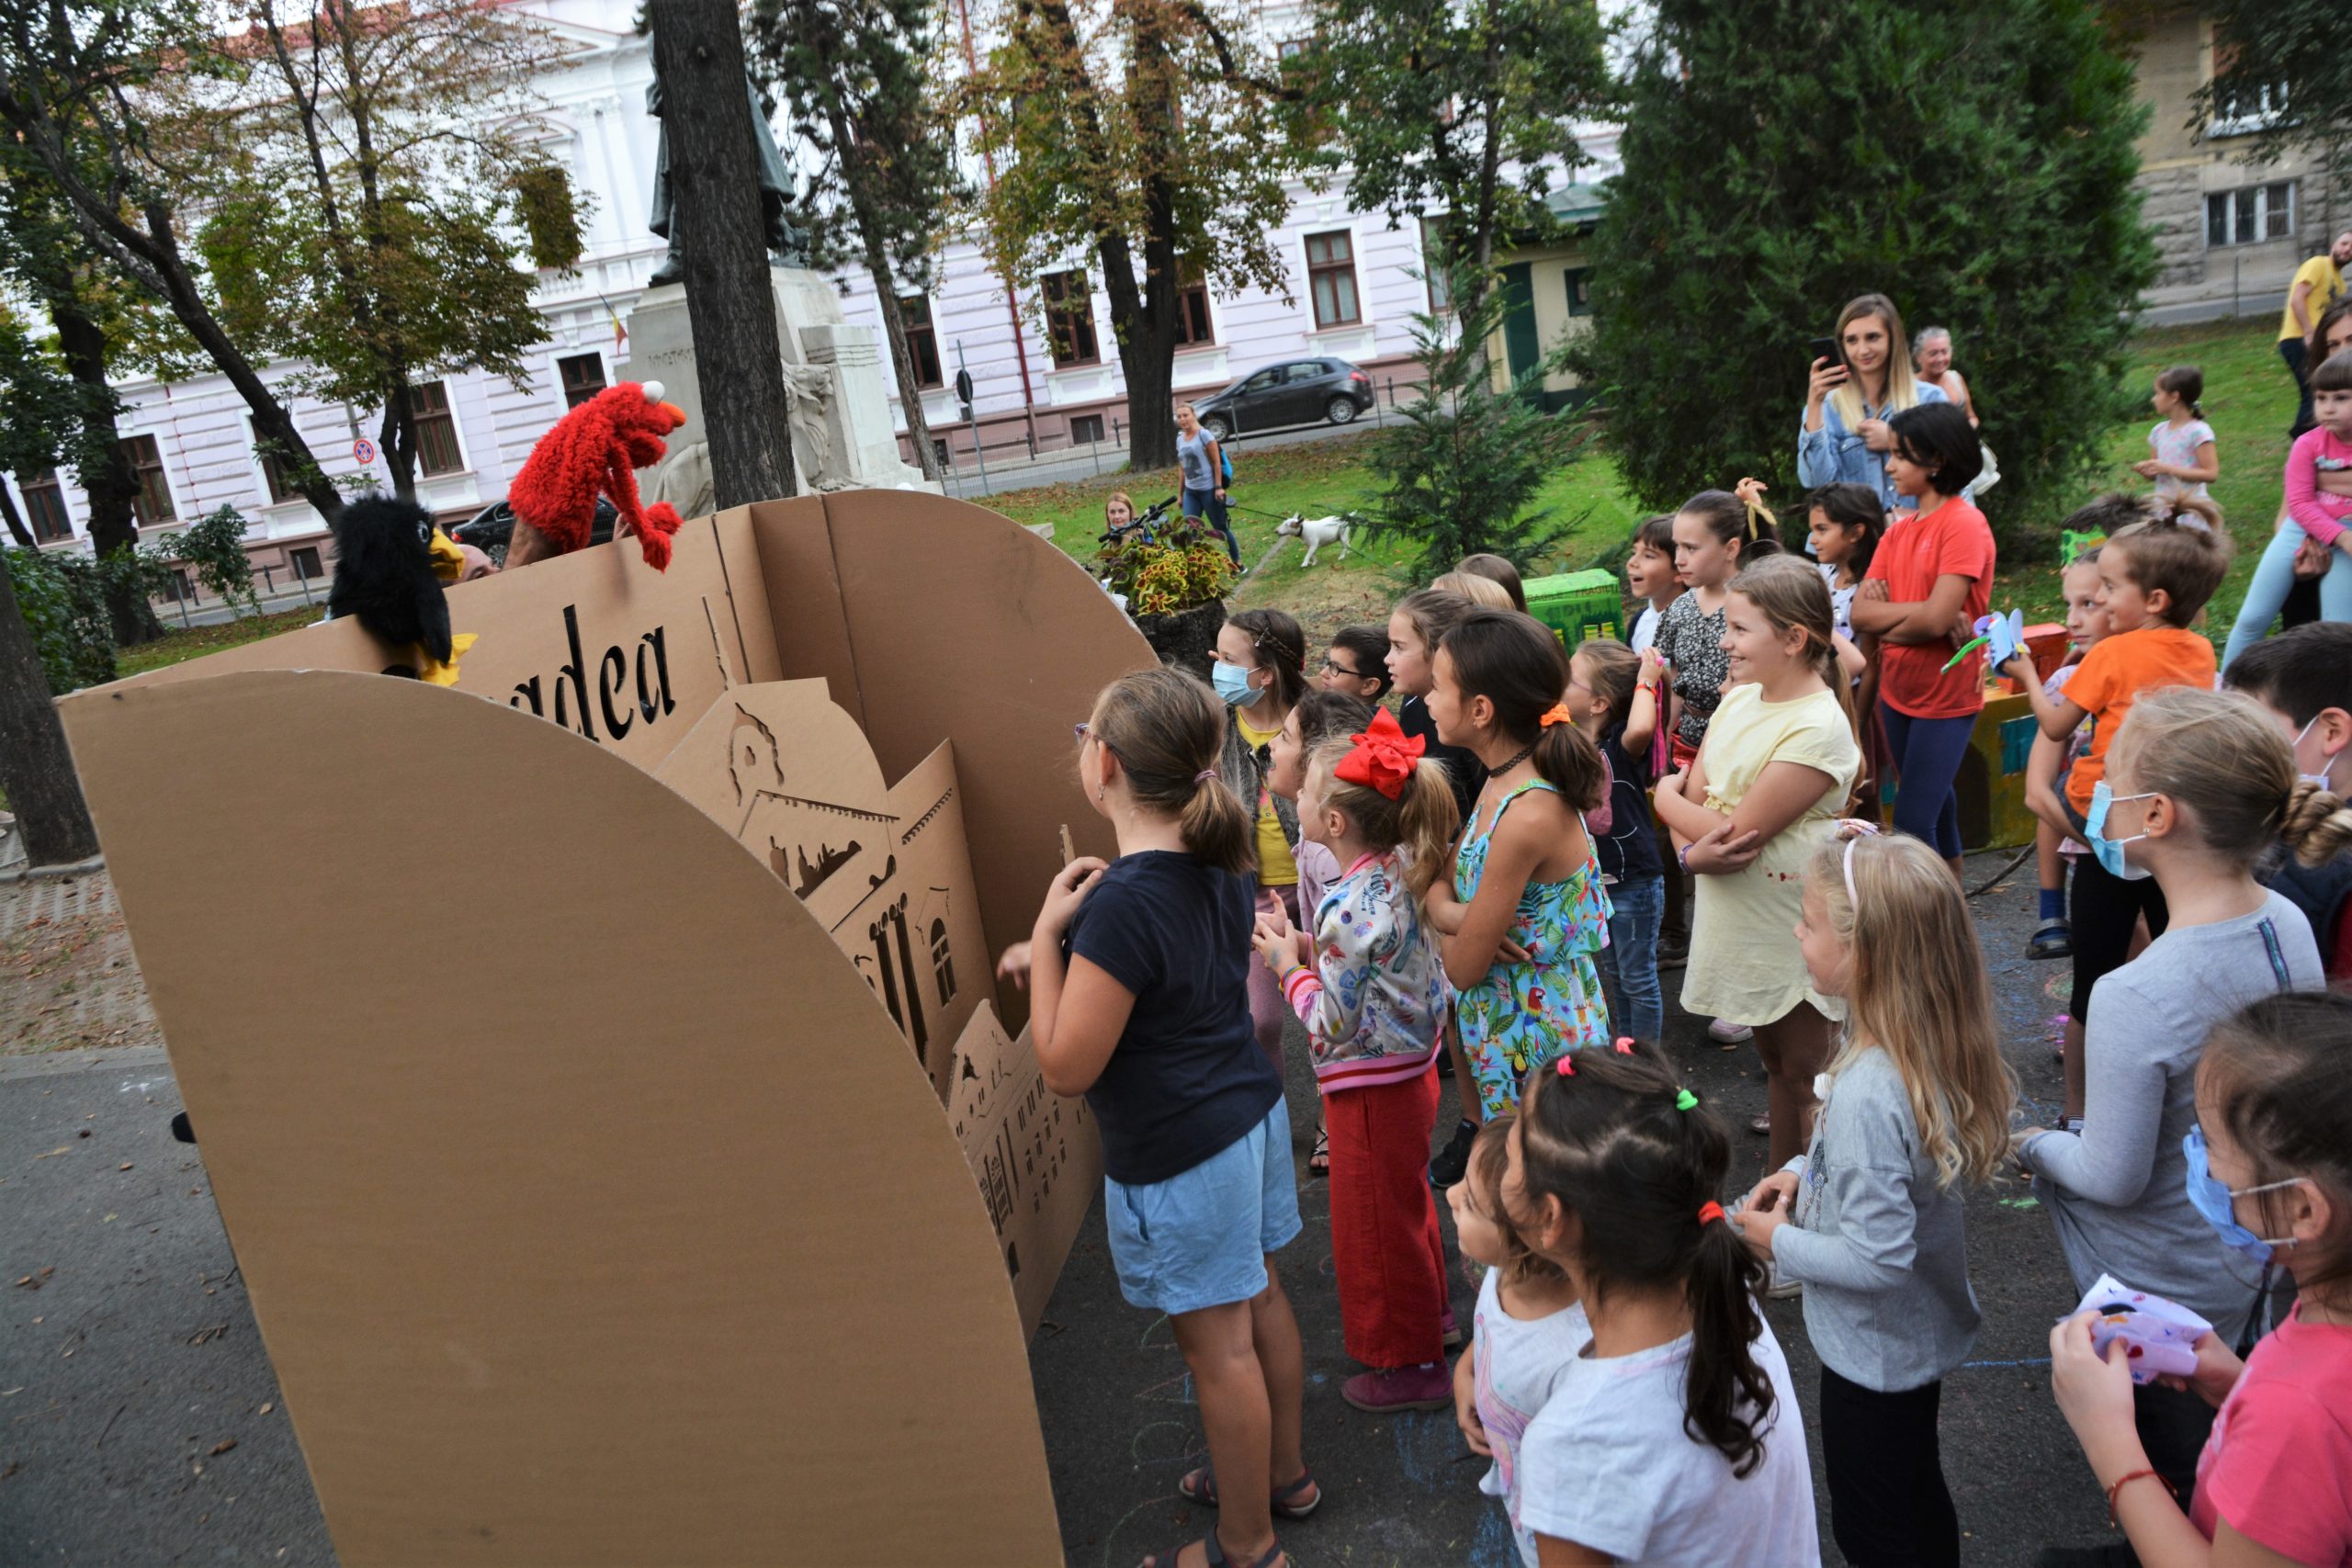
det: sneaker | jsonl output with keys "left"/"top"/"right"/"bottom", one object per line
{"left": 1429, "top": 1120, "right": 1477, "bottom": 1189}
{"left": 1441, "top": 1303, "right": 1462, "bottom": 1348}
{"left": 1708, "top": 1018, "right": 1753, "bottom": 1045}
{"left": 1342, "top": 1362, "right": 1454, "bottom": 1414}
{"left": 1436, "top": 1051, "right": 1455, "bottom": 1079}
{"left": 2028, "top": 919, "right": 2074, "bottom": 960}
{"left": 1765, "top": 1262, "right": 1802, "bottom": 1301}
{"left": 1657, "top": 942, "right": 1689, "bottom": 971}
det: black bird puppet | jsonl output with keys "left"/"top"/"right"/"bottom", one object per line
{"left": 326, "top": 496, "right": 475, "bottom": 684}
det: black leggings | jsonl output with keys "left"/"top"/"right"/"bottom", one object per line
{"left": 2065, "top": 830, "right": 2171, "bottom": 1022}
{"left": 1820, "top": 1366, "right": 1959, "bottom": 1568}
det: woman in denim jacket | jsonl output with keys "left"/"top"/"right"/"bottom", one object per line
{"left": 1799, "top": 293, "right": 1948, "bottom": 513}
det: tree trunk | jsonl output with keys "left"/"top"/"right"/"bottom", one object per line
{"left": 379, "top": 381, "right": 420, "bottom": 503}
{"left": 0, "top": 551, "right": 99, "bottom": 865}
{"left": 874, "top": 286, "right": 942, "bottom": 481}
{"left": 0, "top": 483, "right": 32, "bottom": 549}
{"left": 50, "top": 298, "right": 161, "bottom": 647}
{"left": 651, "top": 6, "right": 800, "bottom": 511}
{"left": 1108, "top": 23, "right": 1183, "bottom": 474}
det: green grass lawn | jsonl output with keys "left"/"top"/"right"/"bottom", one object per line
{"left": 1998, "top": 315, "right": 2292, "bottom": 637}
{"left": 113, "top": 606, "right": 321, "bottom": 679}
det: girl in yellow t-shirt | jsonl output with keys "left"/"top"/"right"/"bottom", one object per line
{"left": 1212, "top": 609, "right": 1308, "bottom": 1070}
{"left": 1653, "top": 557, "right": 1861, "bottom": 1168}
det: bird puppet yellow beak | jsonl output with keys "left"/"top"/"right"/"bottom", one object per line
{"left": 427, "top": 526, "right": 468, "bottom": 585}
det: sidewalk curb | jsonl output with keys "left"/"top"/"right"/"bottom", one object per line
{"left": 0, "top": 853, "right": 106, "bottom": 886}
{"left": 0, "top": 1042, "right": 172, "bottom": 1082}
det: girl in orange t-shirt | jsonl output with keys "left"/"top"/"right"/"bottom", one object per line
{"left": 1850, "top": 403, "right": 1994, "bottom": 881}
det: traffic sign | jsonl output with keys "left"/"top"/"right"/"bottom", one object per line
{"left": 954, "top": 367, "right": 975, "bottom": 406}
{"left": 353, "top": 437, "right": 378, "bottom": 465}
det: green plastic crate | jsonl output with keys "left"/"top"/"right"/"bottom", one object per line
{"left": 1522, "top": 569, "right": 1624, "bottom": 648}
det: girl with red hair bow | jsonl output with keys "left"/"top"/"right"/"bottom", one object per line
{"left": 1252, "top": 707, "right": 1462, "bottom": 1416}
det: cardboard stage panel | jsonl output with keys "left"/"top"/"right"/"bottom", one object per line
{"left": 60, "top": 491, "right": 1160, "bottom": 1565}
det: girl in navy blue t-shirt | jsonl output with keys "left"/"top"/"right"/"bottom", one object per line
{"left": 999, "top": 666, "right": 1310, "bottom": 1568}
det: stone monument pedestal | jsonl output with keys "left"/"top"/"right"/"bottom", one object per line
{"left": 627, "top": 269, "right": 937, "bottom": 513}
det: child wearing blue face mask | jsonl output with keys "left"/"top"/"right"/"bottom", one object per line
{"left": 2015, "top": 686, "right": 2329, "bottom": 1516}
{"left": 2049, "top": 990, "right": 2352, "bottom": 1568}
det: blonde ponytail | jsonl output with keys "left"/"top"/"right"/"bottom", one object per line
{"left": 2282, "top": 778, "right": 2352, "bottom": 868}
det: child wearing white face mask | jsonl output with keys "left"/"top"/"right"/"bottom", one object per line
{"left": 2014, "top": 686, "right": 2332, "bottom": 1513}
{"left": 2226, "top": 621, "right": 2352, "bottom": 987}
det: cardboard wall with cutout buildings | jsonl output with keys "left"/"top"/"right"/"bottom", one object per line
{"left": 60, "top": 491, "right": 1158, "bottom": 1566}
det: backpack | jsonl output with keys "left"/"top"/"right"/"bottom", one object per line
{"left": 1219, "top": 444, "right": 1234, "bottom": 487}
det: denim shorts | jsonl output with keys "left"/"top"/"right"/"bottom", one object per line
{"left": 1103, "top": 1098, "right": 1302, "bottom": 1315}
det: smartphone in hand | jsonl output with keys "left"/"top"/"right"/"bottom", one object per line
{"left": 1808, "top": 335, "right": 1841, "bottom": 370}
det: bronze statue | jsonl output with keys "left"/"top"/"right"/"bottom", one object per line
{"left": 646, "top": 68, "right": 808, "bottom": 286}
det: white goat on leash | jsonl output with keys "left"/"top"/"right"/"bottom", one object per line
{"left": 1276, "top": 513, "right": 1353, "bottom": 567}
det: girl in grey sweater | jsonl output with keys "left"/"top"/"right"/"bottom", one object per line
{"left": 1736, "top": 827, "right": 2018, "bottom": 1568}
{"left": 2015, "top": 686, "right": 2330, "bottom": 1509}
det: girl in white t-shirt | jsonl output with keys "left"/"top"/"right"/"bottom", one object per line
{"left": 1449, "top": 1115, "right": 1589, "bottom": 1568}
{"left": 2134, "top": 365, "right": 2221, "bottom": 531}
{"left": 1504, "top": 1047, "right": 1821, "bottom": 1567}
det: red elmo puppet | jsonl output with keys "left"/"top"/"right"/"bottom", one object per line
{"left": 505, "top": 380, "right": 690, "bottom": 571}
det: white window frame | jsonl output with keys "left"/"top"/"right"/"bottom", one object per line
{"left": 2204, "top": 181, "right": 2297, "bottom": 249}
{"left": 404, "top": 378, "right": 472, "bottom": 479}
{"left": 547, "top": 344, "right": 614, "bottom": 415}
{"left": 2208, "top": 82, "right": 2290, "bottom": 140}
{"left": 1301, "top": 223, "right": 1373, "bottom": 334}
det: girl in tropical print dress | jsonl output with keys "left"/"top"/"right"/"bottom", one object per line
{"left": 1423, "top": 609, "right": 1613, "bottom": 1120}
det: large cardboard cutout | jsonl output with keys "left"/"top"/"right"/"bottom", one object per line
{"left": 61, "top": 491, "right": 1159, "bottom": 1564}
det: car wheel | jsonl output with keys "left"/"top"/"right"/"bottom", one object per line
{"left": 1202, "top": 414, "right": 1231, "bottom": 442}
{"left": 1326, "top": 396, "right": 1358, "bottom": 426}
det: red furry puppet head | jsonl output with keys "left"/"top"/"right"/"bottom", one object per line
{"left": 505, "top": 380, "right": 690, "bottom": 570}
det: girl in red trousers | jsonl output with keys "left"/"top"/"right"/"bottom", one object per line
{"left": 1255, "top": 709, "right": 1462, "bottom": 1412}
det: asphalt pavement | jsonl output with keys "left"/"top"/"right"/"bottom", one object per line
{"left": 4, "top": 850, "right": 2111, "bottom": 1566}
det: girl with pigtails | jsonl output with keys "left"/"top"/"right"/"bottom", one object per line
{"left": 1252, "top": 709, "right": 1461, "bottom": 1415}
{"left": 1504, "top": 1046, "right": 1820, "bottom": 1566}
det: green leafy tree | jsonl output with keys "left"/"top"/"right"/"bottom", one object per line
{"left": 1359, "top": 286, "right": 1590, "bottom": 580}
{"left": 1290, "top": 0, "right": 1613, "bottom": 322}
{"left": 2192, "top": 3, "right": 2351, "bottom": 180}
{"left": 0, "top": 305, "right": 74, "bottom": 548}
{"left": 183, "top": 0, "right": 584, "bottom": 503}
{"left": 171, "top": 504, "right": 263, "bottom": 618}
{"left": 1574, "top": 0, "right": 2155, "bottom": 548}
{"left": 958, "top": 0, "right": 1306, "bottom": 470}
{"left": 2, "top": 542, "right": 169, "bottom": 694}
{"left": 751, "top": 0, "right": 967, "bottom": 482}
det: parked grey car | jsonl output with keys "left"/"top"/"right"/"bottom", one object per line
{"left": 1191, "top": 357, "right": 1375, "bottom": 441}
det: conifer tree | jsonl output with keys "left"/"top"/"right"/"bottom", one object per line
{"left": 1576, "top": 0, "right": 2155, "bottom": 545}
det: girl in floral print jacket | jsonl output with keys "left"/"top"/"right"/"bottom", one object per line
{"left": 1253, "top": 709, "right": 1464, "bottom": 1413}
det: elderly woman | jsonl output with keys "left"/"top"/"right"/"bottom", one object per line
{"left": 1798, "top": 292, "right": 1950, "bottom": 513}
{"left": 1913, "top": 326, "right": 1977, "bottom": 427}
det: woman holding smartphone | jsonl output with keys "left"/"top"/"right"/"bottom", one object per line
{"left": 1798, "top": 293, "right": 1950, "bottom": 513}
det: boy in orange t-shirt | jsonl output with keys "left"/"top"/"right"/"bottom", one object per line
{"left": 2000, "top": 518, "right": 2230, "bottom": 1045}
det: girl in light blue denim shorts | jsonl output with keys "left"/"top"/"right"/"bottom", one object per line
{"left": 1006, "top": 666, "right": 1311, "bottom": 1568}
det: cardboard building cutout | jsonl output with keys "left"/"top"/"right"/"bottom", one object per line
{"left": 60, "top": 491, "right": 1159, "bottom": 1565}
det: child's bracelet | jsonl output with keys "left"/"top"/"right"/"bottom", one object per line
{"left": 2106, "top": 1468, "right": 2163, "bottom": 1529}
{"left": 1677, "top": 842, "right": 1692, "bottom": 873}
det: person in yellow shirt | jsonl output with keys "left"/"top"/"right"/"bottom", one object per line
{"left": 2281, "top": 233, "right": 2352, "bottom": 434}
{"left": 1210, "top": 609, "right": 1308, "bottom": 1074}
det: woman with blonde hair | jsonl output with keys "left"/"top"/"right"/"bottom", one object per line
{"left": 1799, "top": 292, "right": 1951, "bottom": 513}
{"left": 1736, "top": 827, "right": 2017, "bottom": 1567}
